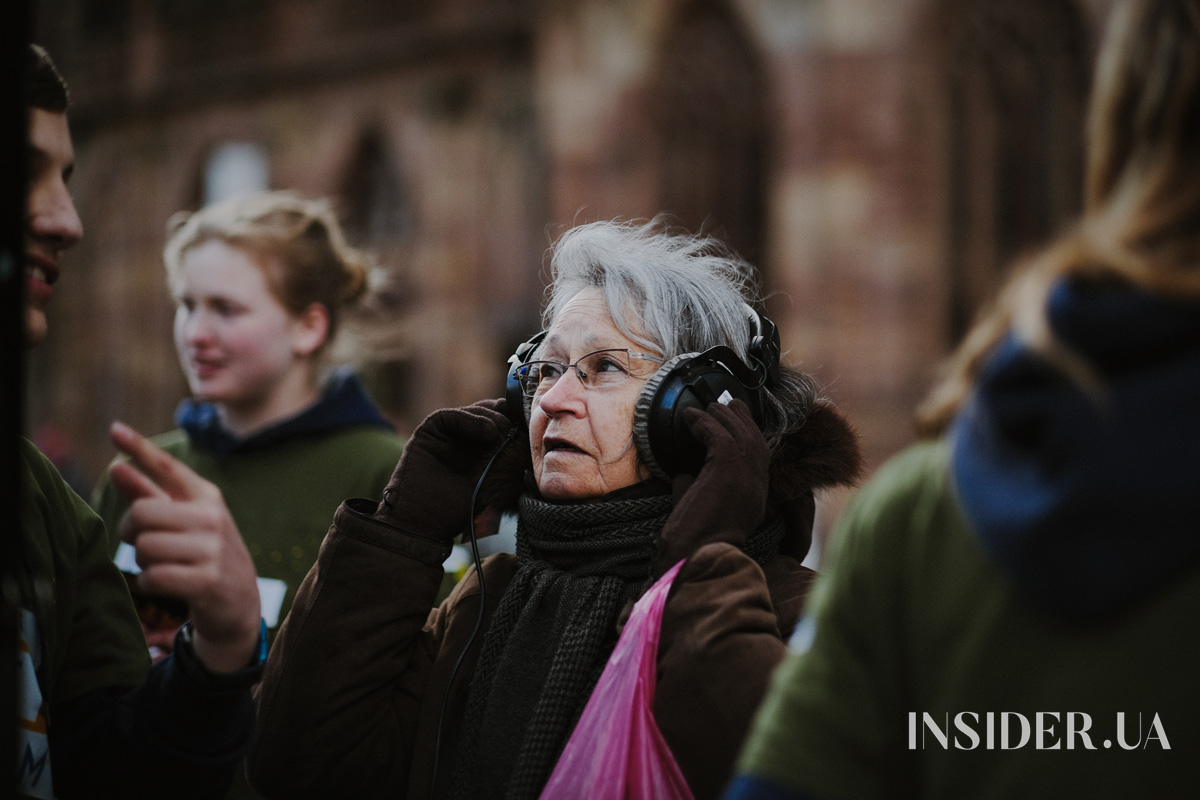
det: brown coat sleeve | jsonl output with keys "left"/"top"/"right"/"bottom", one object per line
{"left": 246, "top": 498, "right": 451, "bottom": 798}
{"left": 653, "top": 543, "right": 813, "bottom": 800}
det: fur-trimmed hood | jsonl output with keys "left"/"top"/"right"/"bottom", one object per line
{"left": 768, "top": 400, "right": 863, "bottom": 561}
{"left": 769, "top": 401, "right": 863, "bottom": 501}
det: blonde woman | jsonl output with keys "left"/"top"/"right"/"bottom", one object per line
{"left": 94, "top": 191, "right": 405, "bottom": 654}
{"left": 729, "top": 2, "right": 1200, "bottom": 797}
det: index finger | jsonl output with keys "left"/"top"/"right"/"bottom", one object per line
{"left": 109, "top": 459, "right": 169, "bottom": 504}
{"left": 110, "top": 421, "right": 200, "bottom": 501}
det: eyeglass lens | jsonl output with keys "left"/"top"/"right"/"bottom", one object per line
{"left": 519, "top": 349, "right": 634, "bottom": 396}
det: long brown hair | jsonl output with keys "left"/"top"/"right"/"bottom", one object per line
{"left": 918, "top": 0, "right": 1200, "bottom": 435}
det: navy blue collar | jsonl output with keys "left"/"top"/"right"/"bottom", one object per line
{"left": 950, "top": 276, "right": 1200, "bottom": 619}
{"left": 176, "top": 368, "right": 393, "bottom": 455}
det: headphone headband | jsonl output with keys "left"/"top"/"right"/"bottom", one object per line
{"left": 745, "top": 305, "right": 781, "bottom": 388}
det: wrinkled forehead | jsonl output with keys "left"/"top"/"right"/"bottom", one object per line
{"left": 540, "top": 288, "right": 658, "bottom": 358}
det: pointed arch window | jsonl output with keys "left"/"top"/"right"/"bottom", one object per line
{"left": 338, "top": 127, "right": 416, "bottom": 429}
{"left": 340, "top": 127, "right": 412, "bottom": 246}
{"left": 936, "top": 0, "right": 1091, "bottom": 341}
{"left": 653, "top": 0, "right": 770, "bottom": 271}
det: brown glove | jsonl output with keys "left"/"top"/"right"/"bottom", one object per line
{"left": 374, "top": 398, "right": 529, "bottom": 545}
{"left": 654, "top": 398, "right": 770, "bottom": 576}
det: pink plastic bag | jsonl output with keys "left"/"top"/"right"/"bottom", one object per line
{"left": 539, "top": 559, "right": 695, "bottom": 800}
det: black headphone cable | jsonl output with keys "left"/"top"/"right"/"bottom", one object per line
{"left": 429, "top": 425, "right": 519, "bottom": 800}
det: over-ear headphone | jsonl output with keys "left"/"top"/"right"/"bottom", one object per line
{"left": 505, "top": 306, "right": 781, "bottom": 479}
{"left": 633, "top": 307, "right": 780, "bottom": 478}
{"left": 505, "top": 330, "right": 546, "bottom": 428}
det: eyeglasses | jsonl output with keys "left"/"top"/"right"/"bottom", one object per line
{"left": 515, "top": 348, "right": 663, "bottom": 397}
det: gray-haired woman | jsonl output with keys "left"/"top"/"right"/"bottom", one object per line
{"left": 248, "top": 219, "right": 861, "bottom": 800}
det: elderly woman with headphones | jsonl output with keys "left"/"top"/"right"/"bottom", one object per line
{"left": 247, "top": 219, "right": 860, "bottom": 800}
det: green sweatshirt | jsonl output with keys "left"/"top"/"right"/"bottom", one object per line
{"left": 93, "top": 425, "right": 404, "bottom": 635}
{"left": 736, "top": 440, "right": 1200, "bottom": 799}
{"left": 18, "top": 439, "right": 149, "bottom": 797}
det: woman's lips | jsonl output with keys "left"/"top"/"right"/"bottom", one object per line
{"left": 190, "top": 359, "right": 224, "bottom": 378}
{"left": 543, "top": 437, "right": 586, "bottom": 456}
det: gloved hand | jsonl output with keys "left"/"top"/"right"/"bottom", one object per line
{"left": 374, "top": 398, "right": 529, "bottom": 544}
{"left": 654, "top": 399, "right": 770, "bottom": 575}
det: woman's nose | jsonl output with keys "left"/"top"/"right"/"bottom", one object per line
{"left": 180, "top": 309, "right": 215, "bottom": 344}
{"left": 536, "top": 367, "right": 587, "bottom": 416}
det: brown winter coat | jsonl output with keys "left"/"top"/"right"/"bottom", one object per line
{"left": 247, "top": 404, "right": 859, "bottom": 800}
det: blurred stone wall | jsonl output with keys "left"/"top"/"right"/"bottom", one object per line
{"left": 30, "top": 0, "right": 1112, "bottom": 546}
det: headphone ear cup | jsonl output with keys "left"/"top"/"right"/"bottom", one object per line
{"left": 505, "top": 331, "right": 545, "bottom": 431}
{"left": 634, "top": 352, "right": 759, "bottom": 479}
{"left": 633, "top": 356, "right": 689, "bottom": 481}
{"left": 505, "top": 364, "right": 527, "bottom": 430}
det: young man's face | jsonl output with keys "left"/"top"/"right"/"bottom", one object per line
{"left": 25, "top": 107, "right": 83, "bottom": 346}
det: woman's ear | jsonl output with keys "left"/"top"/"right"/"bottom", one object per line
{"left": 292, "top": 302, "right": 331, "bottom": 357}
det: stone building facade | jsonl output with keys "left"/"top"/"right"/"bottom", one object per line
{"left": 32, "top": 0, "right": 1113, "bottom": 544}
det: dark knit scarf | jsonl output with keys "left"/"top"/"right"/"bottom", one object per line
{"left": 451, "top": 485, "right": 785, "bottom": 800}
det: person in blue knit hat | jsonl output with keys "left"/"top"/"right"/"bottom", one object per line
{"left": 727, "top": 1, "right": 1200, "bottom": 797}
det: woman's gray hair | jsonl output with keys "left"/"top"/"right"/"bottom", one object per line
{"left": 543, "top": 218, "right": 820, "bottom": 450}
